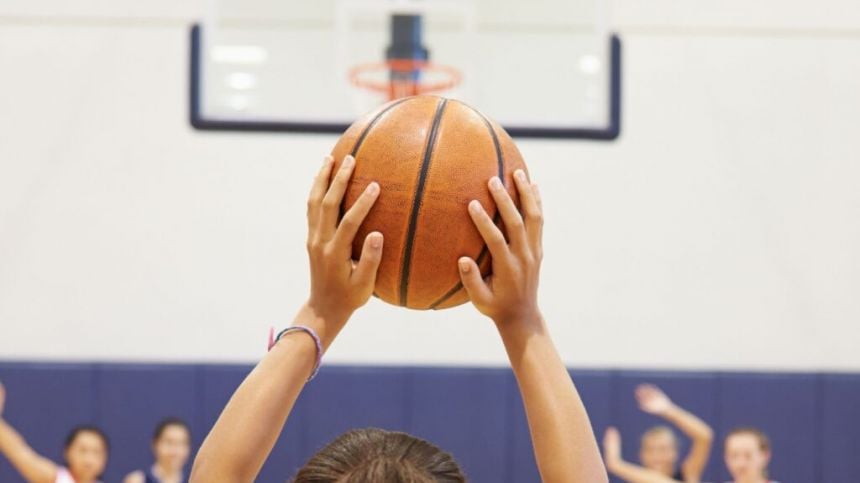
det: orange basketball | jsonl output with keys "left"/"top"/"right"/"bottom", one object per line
{"left": 331, "top": 95, "right": 527, "bottom": 310}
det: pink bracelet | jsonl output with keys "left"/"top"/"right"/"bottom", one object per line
{"left": 267, "top": 325, "right": 323, "bottom": 381}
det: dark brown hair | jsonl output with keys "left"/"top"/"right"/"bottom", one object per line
{"left": 293, "top": 428, "right": 466, "bottom": 482}
{"left": 153, "top": 416, "right": 191, "bottom": 442}
{"left": 64, "top": 425, "right": 110, "bottom": 452}
{"left": 725, "top": 427, "right": 771, "bottom": 453}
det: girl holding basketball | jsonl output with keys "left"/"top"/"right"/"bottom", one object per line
{"left": 603, "top": 384, "right": 713, "bottom": 483}
{"left": 0, "top": 383, "right": 109, "bottom": 483}
{"left": 190, "top": 154, "right": 608, "bottom": 482}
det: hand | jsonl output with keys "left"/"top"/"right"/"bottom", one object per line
{"left": 602, "top": 427, "right": 622, "bottom": 465}
{"left": 305, "top": 155, "right": 383, "bottom": 330}
{"left": 635, "top": 384, "right": 674, "bottom": 416}
{"left": 458, "top": 170, "right": 543, "bottom": 329}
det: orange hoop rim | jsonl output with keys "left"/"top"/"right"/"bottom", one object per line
{"left": 348, "top": 59, "right": 462, "bottom": 94}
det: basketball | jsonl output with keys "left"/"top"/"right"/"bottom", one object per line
{"left": 331, "top": 95, "right": 528, "bottom": 310}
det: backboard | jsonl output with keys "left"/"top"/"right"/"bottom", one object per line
{"left": 190, "top": 0, "right": 621, "bottom": 139}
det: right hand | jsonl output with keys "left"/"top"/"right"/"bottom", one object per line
{"left": 304, "top": 154, "right": 384, "bottom": 336}
{"left": 458, "top": 169, "right": 543, "bottom": 329}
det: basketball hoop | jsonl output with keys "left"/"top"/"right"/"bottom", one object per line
{"left": 349, "top": 59, "right": 462, "bottom": 101}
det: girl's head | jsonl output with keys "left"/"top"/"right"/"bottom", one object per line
{"left": 152, "top": 417, "right": 192, "bottom": 472}
{"left": 724, "top": 427, "right": 771, "bottom": 481}
{"left": 64, "top": 425, "right": 109, "bottom": 481}
{"left": 293, "top": 428, "right": 466, "bottom": 482}
{"left": 639, "top": 426, "right": 679, "bottom": 475}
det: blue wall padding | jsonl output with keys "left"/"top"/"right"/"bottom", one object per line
{"left": 1, "top": 362, "right": 859, "bottom": 483}
{"left": 407, "top": 367, "right": 511, "bottom": 482}
{"left": 820, "top": 374, "right": 860, "bottom": 481}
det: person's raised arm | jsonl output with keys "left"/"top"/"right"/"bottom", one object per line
{"left": 190, "top": 155, "right": 384, "bottom": 482}
{"left": 0, "top": 383, "right": 60, "bottom": 483}
{"left": 636, "top": 384, "right": 713, "bottom": 482}
{"left": 458, "top": 170, "right": 607, "bottom": 483}
{"left": 603, "top": 427, "right": 679, "bottom": 483}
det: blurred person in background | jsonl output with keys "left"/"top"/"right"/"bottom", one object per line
{"left": 0, "top": 382, "right": 109, "bottom": 483}
{"left": 124, "top": 417, "right": 191, "bottom": 483}
{"left": 604, "top": 384, "right": 713, "bottom": 482}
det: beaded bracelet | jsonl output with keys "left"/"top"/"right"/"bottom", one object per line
{"left": 267, "top": 325, "right": 323, "bottom": 381}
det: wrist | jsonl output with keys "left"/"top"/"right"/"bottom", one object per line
{"left": 605, "top": 457, "right": 621, "bottom": 472}
{"left": 494, "top": 308, "right": 545, "bottom": 339}
{"left": 659, "top": 403, "right": 680, "bottom": 417}
{"left": 298, "top": 302, "right": 351, "bottom": 351}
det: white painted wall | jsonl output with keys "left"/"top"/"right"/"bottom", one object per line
{"left": 1, "top": 2, "right": 858, "bottom": 370}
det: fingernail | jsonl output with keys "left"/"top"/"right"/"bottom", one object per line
{"left": 370, "top": 232, "right": 383, "bottom": 248}
{"left": 515, "top": 169, "right": 527, "bottom": 182}
{"left": 459, "top": 258, "right": 471, "bottom": 272}
{"left": 489, "top": 177, "right": 502, "bottom": 190}
{"left": 343, "top": 155, "right": 355, "bottom": 168}
{"left": 469, "top": 200, "right": 482, "bottom": 213}
{"left": 324, "top": 155, "right": 333, "bottom": 165}
{"left": 367, "top": 182, "right": 379, "bottom": 195}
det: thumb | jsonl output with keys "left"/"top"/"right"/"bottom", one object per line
{"left": 458, "top": 257, "right": 492, "bottom": 307}
{"left": 351, "top": 232, "right": 384, "bottom": 288}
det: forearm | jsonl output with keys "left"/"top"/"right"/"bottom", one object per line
{"left": 662, "top": 405, "right": 712, "bottom": 479}
{"left": 662, "top": 405, "right": 713, "bottom": 441}
{"left": 606, "top": 458, "right": 678, "bottom": 483}
{"left": 501, "top": 315, "right": 607, "bottom": 483}
{"left": 0, "top": 418, "right": 56, "bottom": 483}
{"left": 191, "top": 304, "right": 341, "bottom": 482}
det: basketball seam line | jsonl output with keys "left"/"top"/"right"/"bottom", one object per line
{"left": 399, "top": 97, "right": 448, "bottom": 307}
{"left": 350, "top": 97, "right": 415, "bottom": 157}
{"left": 429, "top": 102, "right": 505, "bottom": 309}
{"left": 347, "top": 97, "right": 414, "bottom": 300}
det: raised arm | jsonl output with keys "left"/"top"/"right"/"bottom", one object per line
{"left": 636, "top": 384, "right": 713, "bottom": 481}
{"left": 603, "top": 427, "right": 679, "bottom": 483}
{"left": 0, "top": 384, "right": 60, "bottom": 483}
{"left": 458, "top": 171, "right": 607, "bottom": 483}
{"left": 190, "top": 155, "right": 383, "bottom": 482}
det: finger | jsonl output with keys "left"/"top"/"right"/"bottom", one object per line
{"left": 468, "top": 200, "right": 509, "bottom": 258}
{"left": 351, "top": 232, "right": 384, "bottom": 288}
{"left": 458, "top": 257, "right": 493, "bottom": 306}
{"left": 307, "top": 156, "right": 334, "bottom": 231}
{"left": 513, "top": 170, "right": 543, "bottom": 253}
{"left": 488, "top": 176, "right": 526, "bottom": 249}
{"left": 320, "top": 155, "right": 356, "bottom": 239}
{"left": 333, "top": 182, "right": 380, "bottom": 250}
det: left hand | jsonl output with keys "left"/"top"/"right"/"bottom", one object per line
{"left": 635, "top": 384, "right": 674, "bottom": 415}
{"left": 304, "top": 154, "right": 383, "bottom": 337}
{"left": 602, "top": 427, "right": 623, "bottom": 466}
{"left": 458, "top": 169, "right": 543, "bottom": 331}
